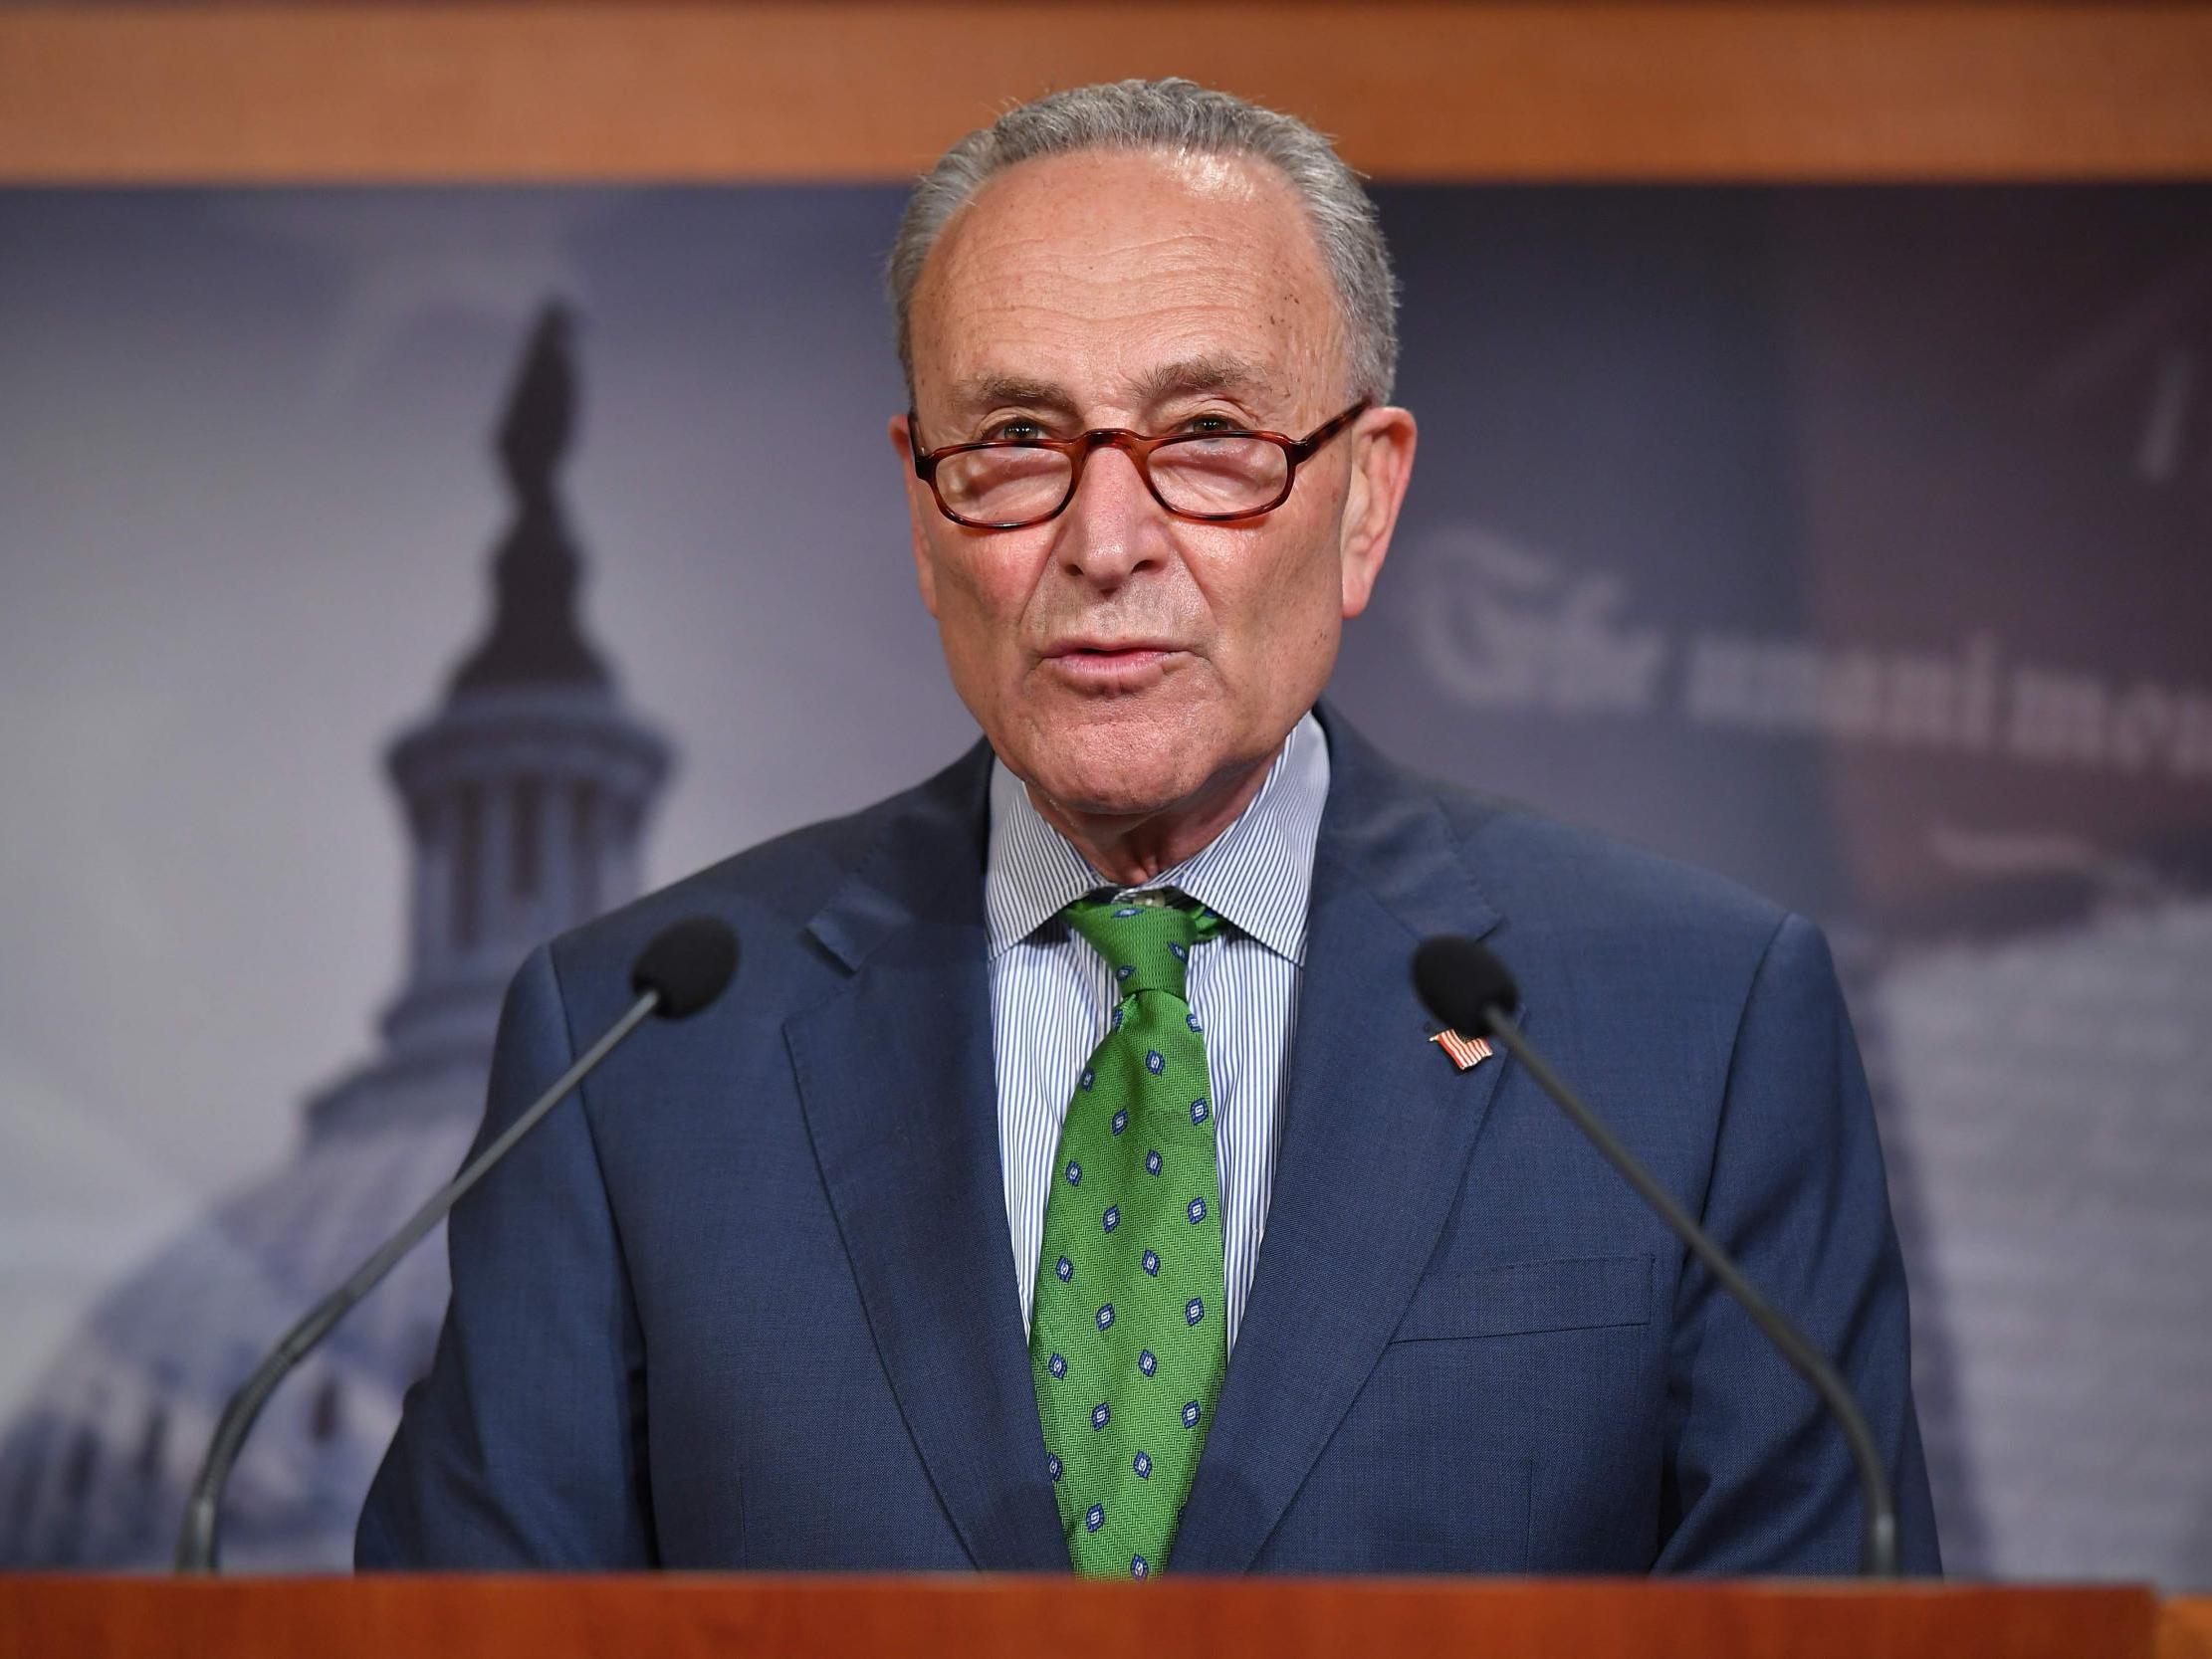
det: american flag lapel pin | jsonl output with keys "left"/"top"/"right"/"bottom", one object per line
{"left": 1430, "top": 1027, "right": 1493, "bottom": 1072}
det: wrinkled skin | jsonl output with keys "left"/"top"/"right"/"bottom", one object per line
{"left": 892, "top": 147, "right": 1418, "bottom": 884}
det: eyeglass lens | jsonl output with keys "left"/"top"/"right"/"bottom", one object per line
{"left": 936, "top": 434, "right": 1292, "bottom": 525}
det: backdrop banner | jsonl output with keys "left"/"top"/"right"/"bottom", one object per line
{"left": 1, "top": 184, "right": 2206, "bottom": 1584}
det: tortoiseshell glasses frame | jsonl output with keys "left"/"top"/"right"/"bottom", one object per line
{"left": 909, "top": 400, "right": 1372, "bottom": 530}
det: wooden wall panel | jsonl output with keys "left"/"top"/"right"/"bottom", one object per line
{"left": 1, "top": 2, "right": 2209, "bottom": 182}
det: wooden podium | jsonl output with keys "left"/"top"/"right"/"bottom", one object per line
{"left": 3, "top": 1576, "right": 2202, "bottom": 1659}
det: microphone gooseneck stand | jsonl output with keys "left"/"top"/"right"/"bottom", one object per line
{"left": 175, "top": 916, "right": 738, "bottom": 1573}
{"left": 1411, "top": 933, "right": 1899, "bottom": 1578}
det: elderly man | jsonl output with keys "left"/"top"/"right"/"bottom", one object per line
{"left": 359, "top": 79, "right": 1938, "bottom": 1577}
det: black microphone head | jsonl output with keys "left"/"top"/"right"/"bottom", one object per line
{"left": 630, "top": 918, "right": 738, "bottom": 1019}
{"left": 1412, "top": 934, "right": 1520, "bottom": 1036}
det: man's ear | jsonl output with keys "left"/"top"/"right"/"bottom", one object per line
{"left": 1338, "top": 406, "right": 1418, "bottom": 619}
{"left": 889, "top": 412, "right": 941, "bottom": 618}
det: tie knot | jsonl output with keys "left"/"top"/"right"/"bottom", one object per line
{"left": 1061, "top": 892, "right": 1217, "bottom": 999}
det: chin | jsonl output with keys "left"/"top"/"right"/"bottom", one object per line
{"left": 1015, "top": 699, "right": 1218, "bottom": 819}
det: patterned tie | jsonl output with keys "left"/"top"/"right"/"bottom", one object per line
{"left": 1030, "top": 892, "right": 1225, "bottom": 1580}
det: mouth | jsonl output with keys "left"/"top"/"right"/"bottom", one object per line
{"left": 1040, "top": 641, "right": 1184, "bottom": 689}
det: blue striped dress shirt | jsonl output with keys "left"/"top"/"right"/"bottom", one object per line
{"left": 985, "top": 712, "right": 1329, "bottom": 1354}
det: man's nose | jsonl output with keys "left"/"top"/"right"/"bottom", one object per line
{"left": 1054, "top": 443, "right": 1172, "bottom": 587}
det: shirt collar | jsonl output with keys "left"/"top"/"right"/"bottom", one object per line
{"left": 985, "top": 711, "right": 1330, "bottom": 966}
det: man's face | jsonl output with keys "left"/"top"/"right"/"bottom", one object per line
{"left": 894, "top": 147, "right": 1416, "bottom": 822}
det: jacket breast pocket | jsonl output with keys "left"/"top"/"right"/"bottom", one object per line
{"left": 1390, "top": 1254, "right": 1653, "bottom": 1343}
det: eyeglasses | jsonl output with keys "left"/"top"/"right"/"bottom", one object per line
{"left": 909, "top": 401, "right": 1371, "bottom": 530}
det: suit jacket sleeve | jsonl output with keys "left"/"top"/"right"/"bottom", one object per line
{"left": 355, "top": 944, "right": 655, "bottom": 1568}
{"left": 1655, "top": 914, "right": 1942, "bottom": 1573}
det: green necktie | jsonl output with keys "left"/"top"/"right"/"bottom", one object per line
{"left": 1030, "top": 893, "right": 1225, "bottom": 1580}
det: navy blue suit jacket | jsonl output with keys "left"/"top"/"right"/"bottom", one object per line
{"left": 357, "top": 709, "right": 1938, "bottom": 1573}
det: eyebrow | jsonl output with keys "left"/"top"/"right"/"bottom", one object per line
{"left": 955, "top": 375, "right": 1081, "bottom": 420}
{"left": 1130, "top": 354, "right": 1277, "bottom": 409}
{"left": 945, "top": 355, "right": 1281, "bottom": 427}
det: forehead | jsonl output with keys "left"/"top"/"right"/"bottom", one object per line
{"left": 909, "top": 147, "right": 1345, "bottom": 415}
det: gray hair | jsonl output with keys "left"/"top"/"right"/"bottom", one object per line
{"left": 889, "top": 78, "right": 1398, "bottom": 404}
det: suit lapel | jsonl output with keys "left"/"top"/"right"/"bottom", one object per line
{"left": 782, "top": 745, "right": 1068, "bottom": 1571}
{"left": 1171, "top": 715, "right": 1511, "bottom": 1573}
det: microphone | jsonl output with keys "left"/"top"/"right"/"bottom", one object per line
{"left": 174, "top": 917, "right": 739, "bottom": 1573}
{"left": 1411, "top": 934, "right": 1900, "bottom": 1578}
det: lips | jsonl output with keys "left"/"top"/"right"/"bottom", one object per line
{"left": 1045, "top": 639, "right": 1181, "bottom": 659}
{"left": 1040, "top": 640, "right": 1184, "bottom": 689}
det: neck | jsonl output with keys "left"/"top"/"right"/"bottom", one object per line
{"left": 1028, "top": 755, "right": 1274, "bottom": 889}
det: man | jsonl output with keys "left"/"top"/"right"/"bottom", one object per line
{"left": 359, "top": 79, "right": 1938, "bottom": 1575}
